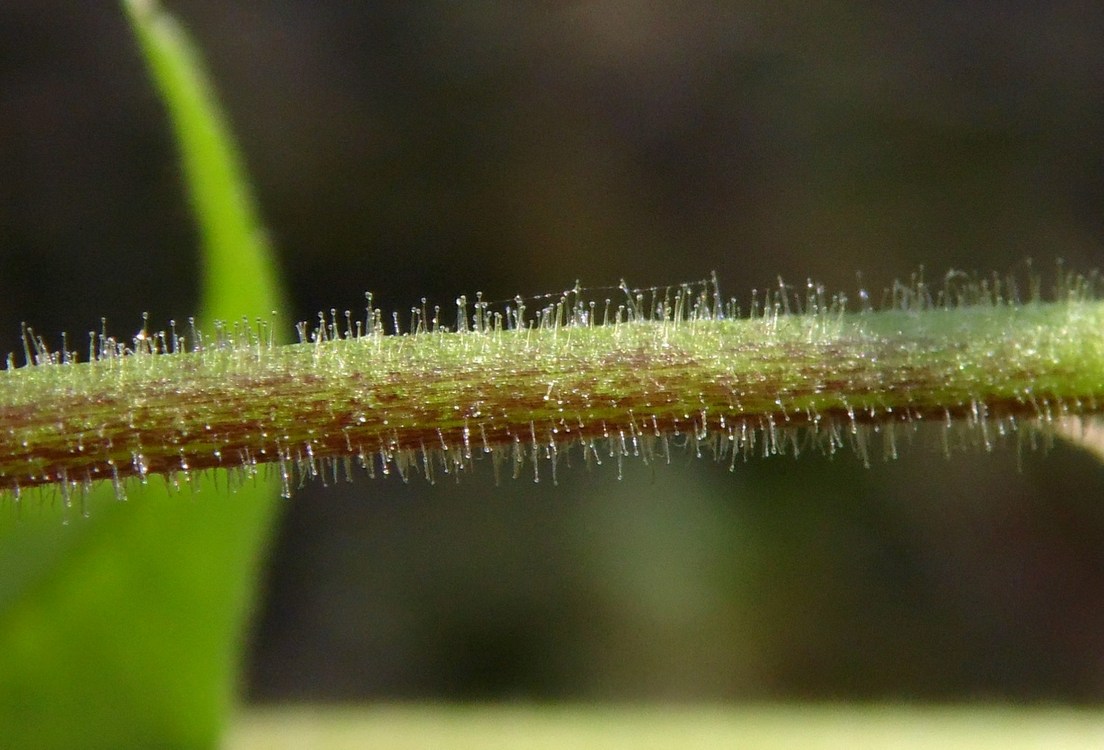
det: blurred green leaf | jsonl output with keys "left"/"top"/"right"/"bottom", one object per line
{"left": 123, "top": 0, "right": 285, "bottom": 326}
{"left": 0, "top": 1, "right": 287, "bottom": 747}
{"left": 228, "top": 705, "right": 1104, "bottom": 750}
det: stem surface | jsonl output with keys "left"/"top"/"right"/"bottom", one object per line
{"left": 3, "top": 285, "right": 1103, "bottom": 497}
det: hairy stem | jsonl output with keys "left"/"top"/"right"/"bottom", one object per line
{"left": 2, "top": 282, "right": 1103, "bottom": 498}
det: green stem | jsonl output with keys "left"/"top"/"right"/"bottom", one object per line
{"left": 2, "top": 280, "right": 1103, "bottom": 498}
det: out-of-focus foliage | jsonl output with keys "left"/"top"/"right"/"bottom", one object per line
{"left": 0, "top": 1, "right": 286, "bottom": 747}
{"left": 228, "top": 705, "right": 1104, "bottom": 750}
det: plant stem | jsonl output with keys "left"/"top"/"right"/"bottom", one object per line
{"left": 2, "top": 281, "right": 1103, "bottom": 498}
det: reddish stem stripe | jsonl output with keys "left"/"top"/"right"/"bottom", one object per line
{"left": 1, "top": 296, "right": 1102, "bottom": 497}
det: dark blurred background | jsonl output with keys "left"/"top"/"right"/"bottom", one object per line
{"left": 3, "top": 1, "right": 1104, "bottom": 702}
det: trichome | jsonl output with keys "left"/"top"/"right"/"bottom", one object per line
{"left": 1, "top": 271, "right": 1102, "bottom": 505}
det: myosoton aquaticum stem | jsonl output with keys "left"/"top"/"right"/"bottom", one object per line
{"left": 2, "top": 275, "right": 1103, "bottom": 500}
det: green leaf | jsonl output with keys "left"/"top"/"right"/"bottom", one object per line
{"left": 0, "top": 1, "right": 288, "bottom": 747}
{"left": 122, "top": 0, "right": 285, "bottom": 327}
